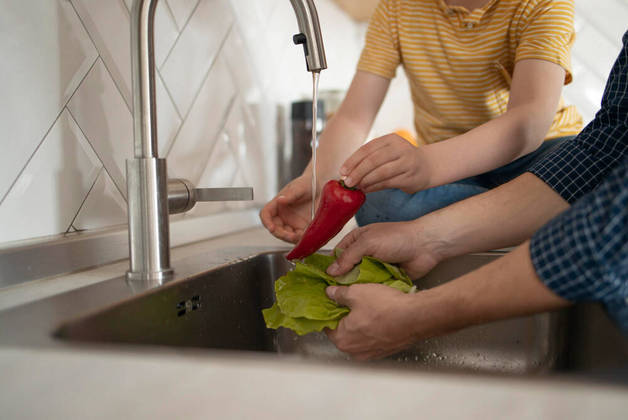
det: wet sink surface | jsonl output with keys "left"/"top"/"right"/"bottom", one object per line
{"left": 53, "top": 252, "right": 577, "bottom": 374}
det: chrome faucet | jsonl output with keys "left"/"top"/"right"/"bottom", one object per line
{"left": 126, "top": 0, "right": 327, "bottom": 283}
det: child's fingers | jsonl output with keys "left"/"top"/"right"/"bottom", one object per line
{"left": 259, "top": 199, "right": 280, "bottom": 231}
{"left": 362, "top": 174, "right": 408, "bottom": 193}
{"left": 344, "top": 151, "right": 397, "bottom": 188}
{"left": 340, "top": 138, "right": 389, "bottom": 178}
{"left": 357, "top": 160, "right": 403, "bottom": 191}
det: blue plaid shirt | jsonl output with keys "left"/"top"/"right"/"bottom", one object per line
{"left": 529, "top": 31, "right": 628, "bottom": 331}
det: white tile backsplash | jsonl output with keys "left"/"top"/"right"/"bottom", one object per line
{"left": 0, "top": 0, "right": 97, "bottom": 202}
{"left": 154, "top": 2, "right": 181, "bottom": 68}
{"left": 166, "top": 0, "right": 200, "bottom": 31}
{"left": 73, "top": 169, "right": 127, "bottom": 231}
{"left": 167, "top": 54, "right": 236, "bottom": 184}
{"left": 67, "top": 58, "right": 133, "bottom": 198}
{"left": 161, "top": 0, "right": 233, "bottom": 117}
{"left": 156, "top": 73, "right": 183, "bottom": 156}
{"left": 0, "top": 110, "right": 101, "bottom": 243}
{"left": 0, "top": 0, "right": 626, "bottom": 248}
{"left": 71, "top": 0, "right": 133, "bottom": 108}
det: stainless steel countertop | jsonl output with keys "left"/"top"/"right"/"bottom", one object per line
{"left": 1, "top": 227, "right": 627, "bottom": 419}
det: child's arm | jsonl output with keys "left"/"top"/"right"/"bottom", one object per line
{"left": 341, "top": 58, "right": 566, "bottom": 193}
{"left": 260, "top": 71, "right": 390, "bottom": 243}
{"left": 422, "top": 58, "right": 566, "bottom": 187}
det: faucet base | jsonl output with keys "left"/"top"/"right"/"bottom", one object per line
{"left": 126, "top": 267, "right": 173, "bottom": 284}
{"left": 126, "top": 158, "right": 173, "bottom": 282}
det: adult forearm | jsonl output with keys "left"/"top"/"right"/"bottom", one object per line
{"left": 417, "top": 173, "right": 569, "bottom": 259}
{"left": 409, "top": 241, "right": 570, "bottom": 339}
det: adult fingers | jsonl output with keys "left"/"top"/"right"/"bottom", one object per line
{"left": 327, "top": 229, "right": 370, "bottom": 275}
{"left": 334, "top": 227, "right": 362, "bottom": 252}
{"left": 325, "top": 285, "right": 354, "bottom": 307}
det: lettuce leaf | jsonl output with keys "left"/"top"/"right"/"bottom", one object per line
{"left": 275, "top": 271, "right": 349, "bottom": 320}
{"left": 263, "top": 252, "right": 416, "bottom": 336}
{"left": 262, "top": 303, "right": 340, "bottom": 335}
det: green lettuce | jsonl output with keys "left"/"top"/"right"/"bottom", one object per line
{"left": 262, "top": 252, "right": 415, "bottom": 335}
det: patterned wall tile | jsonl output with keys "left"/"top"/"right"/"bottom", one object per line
{"left": 222, "top": 27, "right": 263, "bottom": 110}
{"left": 0, "top": 0, "right": 97, "bottom": 202}
{"left": 73, "top": 169, "right": 127, "bottom": 231}
{"left": 166, "top": 0, "right": 200, "bottom": 31}
{"left": 67, "top": 58, "right": 133, "bottom": 198}
{"left": 71, "top": 0, "right": 134, "bottom": 108}
{"left": 161, "top": 0, "right": 233, "bottom": 116}
{"left": 73, "top": 0, "right": 179, "bottom": 107}
{"left": 154, "top": 2, "right": 181, "bottom": 68}
{"left": 156, "top": 74, "right": 183, "bottom": 156}
{"left": 167, "top": 54, "right": 236, "bottom": 184}
{"left": 0, "top": 110, "right": 101, "bottom": 243}
{"left": 223, "top": 97, "right": 266, "bottom": 204}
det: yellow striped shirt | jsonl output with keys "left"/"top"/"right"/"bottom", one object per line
{"left": 358, "top": 0, "right": 583, "bottom": 145}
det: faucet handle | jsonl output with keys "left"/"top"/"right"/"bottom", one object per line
{"left": 167, "top": 179, "right": 253, "bottom": 214}
{"left": 194, "top": 187, "right": 253, "bottom": 202}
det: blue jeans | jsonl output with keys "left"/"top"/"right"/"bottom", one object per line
{"left": 355, "top": 136, "right": 574, "bottom": 226}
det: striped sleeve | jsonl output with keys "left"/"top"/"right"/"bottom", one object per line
{"left": 357, "top": 0, "right": 401, "bottom": 79}
{"left": 515, "top": 0, "right": 576, "bottom": 84}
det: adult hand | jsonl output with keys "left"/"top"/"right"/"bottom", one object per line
{"left": 326, "top": 221, "right": 446, "bottom": 280}
{"left": 340, "top": 134, "right": 430, "bottom": 194}
{"left": 259, "top": 175, "right": 314, "bottom": 243}
{"left": 325, "top": 283, "right": 420, "bottom": 360}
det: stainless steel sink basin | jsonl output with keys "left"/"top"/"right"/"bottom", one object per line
{"left": 1, "top": 249, "right": 626, "bottom": 378}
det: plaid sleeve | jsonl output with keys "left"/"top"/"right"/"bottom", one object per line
{"left": 357, "top": 0, "right": 401, "bottom": 79}
{"left": 528, "top": 30, "right": 628, "bottom": 204}
{"left": 515, "top": 0, "right": 576, "bottom": 83}
{"left": 530, "top": 159, "right": 628, "bottom": 331}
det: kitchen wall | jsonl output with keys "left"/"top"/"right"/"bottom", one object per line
{"left": 0, "top": 0, "right": 364, "bottom": 246}
{"left": 0, "top": 0, "right": 627, "bottom": 248}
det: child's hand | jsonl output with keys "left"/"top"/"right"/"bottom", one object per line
{"left": 259, "top": 175, "right": 313, "bottom": 243}
{"left": 340, "top": 133, "right": 430, "bottom": 193}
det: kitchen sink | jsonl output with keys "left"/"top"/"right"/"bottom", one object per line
{"left": 1, "top": 249, "right": 626, "bottom": 377}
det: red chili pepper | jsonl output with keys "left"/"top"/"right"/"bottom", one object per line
{"left": 286, "top": 180, "right": 366, "bottom": 260}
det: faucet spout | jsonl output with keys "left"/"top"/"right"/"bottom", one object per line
{"left": 126, "top": 0, "right": 327, "bottom": 283}
{"left": 289, "top": 0, "right": 328, "bottom": 72}
{"left": 131, "top": 0, "right": 159, "bottom": 159}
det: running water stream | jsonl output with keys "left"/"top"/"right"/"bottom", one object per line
{"left": 311, "top": 71, "right": 320, "bottom": 221}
